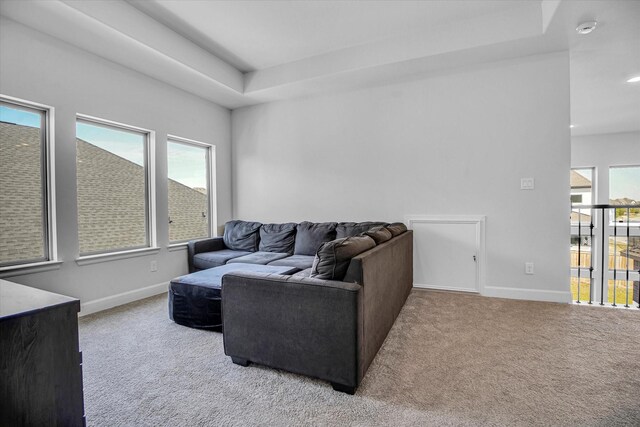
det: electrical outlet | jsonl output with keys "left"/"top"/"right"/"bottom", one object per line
{"left": 520, "top": 177, "right": 535, "bottom": 190}
{"left": 525, "top": 262, "right": 534, "bottom": 275}
{"left": 150, "top": 260, "right": 158, "bottom": 272}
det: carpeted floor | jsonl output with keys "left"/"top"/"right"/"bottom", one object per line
{"left": 79, "top": 290, "right": 640, "bottom": 426}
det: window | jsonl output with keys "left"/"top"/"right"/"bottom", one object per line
{"left": 607, "top": 165, "right": 639, "bottom": 306}
{"left": 609, "top": 165, "right": 640, "bottom": 223}
{"left": 167, "top": 137, "right": 214, "bottom": 243}
{"left": 570, "top": 168, "right": 593, "bottom": 207}
{"left": 76, "top": 116, "right": 155, "bottom": 256}
{"left": 0, "top": 96, "right": 56, "bottom": 268}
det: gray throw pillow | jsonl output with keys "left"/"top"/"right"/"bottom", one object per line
{"left": 363, "top": 226, "right": 392, "bottom": 244}
{"left": 336, "top": 221, "right": 387, "bottom": 239}
{"left": 386, "top": 222, "right": 408, "bottom": 237}
{"left": 259, "top": 223, "right": 297, "bottom": 254}
{"left": 310, "top": 235, "right": 376, "bottom": 281}
{"left": 223, "top": 220, "right": 262, "bottom": 251}
{"left": 294, "top": 221, "right": 338, "bottom": 256}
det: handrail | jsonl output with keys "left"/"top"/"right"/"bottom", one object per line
{"left": 570, "top": 203, "right": 639, "bottom": 309}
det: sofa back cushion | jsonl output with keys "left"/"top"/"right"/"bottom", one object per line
{"left": 386, "top": 222, "right": 408, "bottom": 237}
{"left": 336, "top": 221, "right": 387, "bottom": 239}
{"left": 310, "top": 235, "right": 376, "bottom": 281}
{"left": 362, "top": 226, "right": 392, "bottom": 244}
{"left": 223, "top": 220, "right": 262, "bottom": 252}
{"left": 294, "top": 221, "right": 338, "bottom": 256}
{"left": 259, "top": 223, "right": 297, "bottom": 254}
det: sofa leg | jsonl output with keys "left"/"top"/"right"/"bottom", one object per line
{"left": 331, "top": 382, "right": 356, "bottom": 395}
{"left": 231, "top": 357, "right": 250, "bottom": 367}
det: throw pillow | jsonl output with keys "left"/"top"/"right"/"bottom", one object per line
{"left": 223, "top": 220, "right": 262, "bottom": 252}
{"left": 259, "top": 223, "right": 297, "bottom": 254}
{"left": 294, "top": 221, "right": 338, "bottom": 256}
{"left": 310, "top": 235, "right": 376, "bottom": 281}
{"left": 363, "top": 226, "right": 392, "bottom": 244}
{"left": 336, "top": 221, "right": 387, "bottom": 239}
{"left": 385, "top": 222, "right": 408, "bottom": 237}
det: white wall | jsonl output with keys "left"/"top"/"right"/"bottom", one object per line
{"left": 571, "top": 131, "right": 640, "bottom": 203}
{"left": 232, "top": 52, "right": 572, "bottom": 302}
{"left": 0, "top": 18, "right": 232, "bottom": 312}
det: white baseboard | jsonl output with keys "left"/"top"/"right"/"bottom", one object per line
{"left": 79, "top": 282, "right": 169, "bottom": 317}
{"left": 413, "top": 283, "right": 479, "bottom": 293}
{"left": 414, "top": 283, "right": 572, "bottom": 304}
{"left": 482, "top": 286, "right": 572, "bottom": 304}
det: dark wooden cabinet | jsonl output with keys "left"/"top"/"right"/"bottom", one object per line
{"left": 0, "top": 279, "right": 85, "bottom": 427}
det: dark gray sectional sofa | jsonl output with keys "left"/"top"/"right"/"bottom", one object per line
{"left": 186, "top": 220, "right": 413, "bottom": 394}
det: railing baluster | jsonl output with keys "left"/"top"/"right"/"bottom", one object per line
{"left": 577, "top": 207, "right": 582, "bottom": 303}
{"left": 625, "top": 207, "right": 630, "bottom": 308}
{"left": 613, "top": 214, "right": 617, "bottom": 307}
{"left": 600, "top": 208, "right": 606, "bottom": 306}
{"left": 589, "top": 208, "right": 594, "bottom": 305}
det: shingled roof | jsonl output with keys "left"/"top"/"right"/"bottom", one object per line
{"left": 571, "top": 170, "right": 592, "bottom": 189}
{"left": 1, "top": 121, "right": 208, "bottom": 262}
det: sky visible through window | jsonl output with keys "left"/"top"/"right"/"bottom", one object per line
{"left": 168, "top": 141, "right": 208, "bottom": 189}
{"left": 610, "top": 166, "right": 640, "bottom": 201}
{"left": 0, "top": 105, "right": 40, "bottom": 127}
{"left": 74, "top": 121, "right": 206, "bottom": 189}
{"left": 0, "top": 107, "right": 206, "bottom": 189}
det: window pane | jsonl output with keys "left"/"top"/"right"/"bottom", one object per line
{"left": 570, "top": 168, "right": 593, "bottom": 227}
{"left": 167, "top": 140, "right": 209, "bottom": 243}
{"left": 0, "top": 102, "right": 47, "bottom": 265}
{"left": 76, "top": 119, "right": 148, "bottom": 255}
{"left": 609, "top": 166, "right": 640, "bottom": 222}
{"left": 571, "top": 168, "right": 593, "bottom": 205}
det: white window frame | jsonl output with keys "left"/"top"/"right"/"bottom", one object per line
{"left": 0, "top": 94, "right": 59, "bottom": 275}
{"left": 166, "top": 134, "right": 217, "bottom": 246}
{"left": 75, "top": 113, "right": 157, "bottom": 262}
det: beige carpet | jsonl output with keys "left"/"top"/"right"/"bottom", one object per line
{"left": 79, "top": 290, "right": 640, "bottom": 426}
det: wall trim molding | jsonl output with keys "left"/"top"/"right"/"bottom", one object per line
{"left": 79, "top": 281, "right": 168, "bottom": 317}
{"left": 405, "top": 214, "right": 486, "bottom": 294}
{"left": 413, "top": 283, "right": 479, "bottom": 293}
{"left": 482, "top": 285, "right": 572, "bottom": 303}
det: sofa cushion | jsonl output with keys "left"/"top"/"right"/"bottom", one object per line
{"left": 259, "top": 223, "right": 297, "bottom": 254}
{"left": 223, "top": 220, "right": 262, "bottom": 252}
{"left": 386, "top": 222, "right": 408, "bottom": 237}
{"left": 292, "top": 267, "right": 312, "bottom": 279}
{"left": 336, "top": 221, "right": 387, "bottom": 239}
{"left": 310, "top": 235, "right": 376, "bottom": 281}
{"left": 294, "top": 222, "right": 338, "bottom": 256}
{"left": 267, "top": 254, "right": 315, "bottom": 270}
{"left": 363, "top": 226, "right": 392, "bottom": 244}
{"left": 227, "top": 252, "right": 289, "bottom": 265}
{"left": 193, "top": 249, "right": 252, "bottom": 270}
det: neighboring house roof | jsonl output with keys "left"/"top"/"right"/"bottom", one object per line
{"left": 570, "top": 170, "right": 591, "bottom": 189}
{"left": 610, "top": 198, "right": 637, "bottom": 206}
{"left": 0, "top": 122, "right": 46, "bottom": 263}
{"left": 1, "top": 122, "right": 208, "bottom": 262}
{"left": 570, "top": 211, "right": 592, "bottom": 223}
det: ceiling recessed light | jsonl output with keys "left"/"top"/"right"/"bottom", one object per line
{"left": 570, "top": 125, "right": 575, "bottom": 129}
{"left": 576, "top": 21, "right": 597, "bottom": 34}
{"left": 627, "top": 76, "right": 640, "bottom": 83}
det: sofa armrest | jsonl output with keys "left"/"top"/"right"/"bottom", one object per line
{"left": 222, "top": 272, "right": 362, "bottom": 388}
{"left": 187, "top": 237, "right": 226, "bottom": 272}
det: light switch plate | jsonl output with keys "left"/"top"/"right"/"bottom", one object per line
{"left": 521, "top": 177, "right": 535, "bottom": 190}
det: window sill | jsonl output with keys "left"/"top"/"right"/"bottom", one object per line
{"left": 75, "top": 247, "right": 160, "bottom": 266}
{"left": 0, "top": 260, "right": 63, "bottom": 278}
{"left": 168, "top": 243, "right": 188, "bottom": 252}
